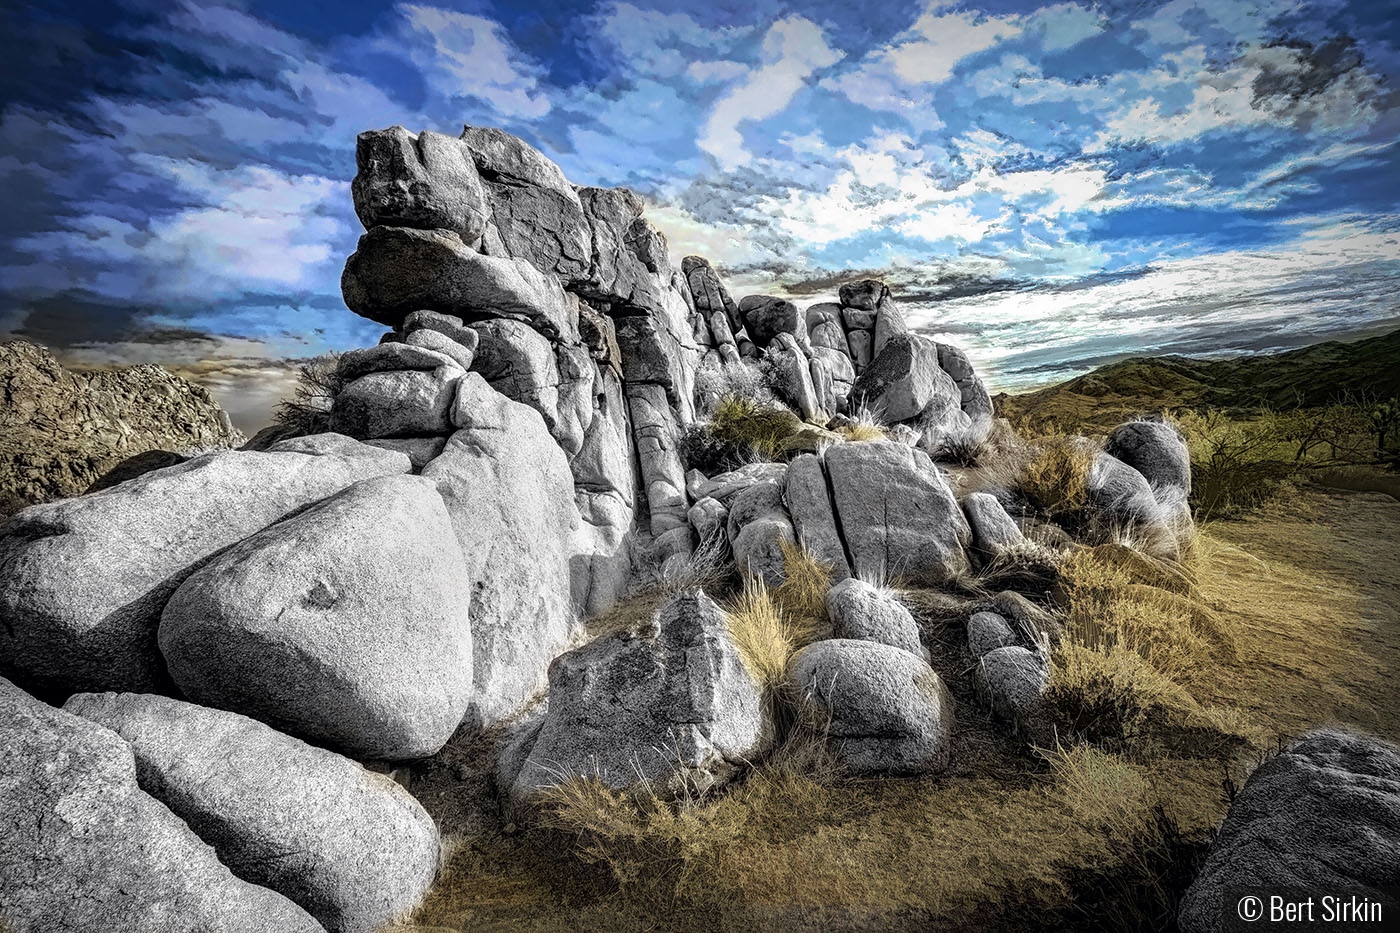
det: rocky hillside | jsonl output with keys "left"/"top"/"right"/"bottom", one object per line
{"left": 997, "top": 326, "right": 1400, "bottom": 433}
{"left": 2, "top": 124, "right": 1389, "bottom": 933}
{"left": 0, "top": 340, "right": 244, "bottom": 512}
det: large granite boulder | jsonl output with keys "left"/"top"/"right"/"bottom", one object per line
{"left": 513, "top": 590, "right": 773, "bottom": 800}
{"left": 423, "top": 374, "right": 583, "bottom": 728}
{"left": 1086, "top": 451, "right": 1165, "bottom": 527}
{"left": 159, "top": 474, "right": 473, "bottom": 760}
{"left": 787, "top": 639, "right": 954, "bottom": 774}
{"left": 784, "top": 453, "right": 852, "bottom": 580}
{"left": 849, "top": 333, "right": 955, "bottom": 424}
{"left": 329, "top": 362, "right": 463, "bottom": 439}
{"left": 824, "top": 441, "right": 970, "bottom": 584}
{"left": 0, "top": 677, "right": 320, "bottom": 933}
{"left": 0, "top": 435, "right": 410, "bottom": 698}
{"left": 738, "top": 295, "right": 803, "bottom": 349}
{"left": 351, "top": 125, "right": 490, "bottom": 245}
{"left": 341, "top": 225, "right": 578, "bottom": 340}
{"left": 458, "top": 124, "right": 592, "bottom": 282}
{"left": 1179, "top": 729, "right": 1400, "bottom": 933}
{"left": 684, "top": 256, "right": 740, "bottom": 333}
{"left": 826, "top": 578, "right": 926, "bottom": 660}
{"left": 962, "top": 491, "right": 1025, "bottom": 559}
{"left": 64, "top": 692, "right": 439, "bottom": 933}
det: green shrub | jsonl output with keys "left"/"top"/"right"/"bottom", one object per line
{"left": 679, "top": 395, "right": 806, "bottom": 473}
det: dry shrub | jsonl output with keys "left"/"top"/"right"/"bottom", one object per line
{"left": 273, "top": 352, "right": 345, "bottom": 435}
{"left": 1017, "top": 436, "right": 1098, "bottom": 516}
{"left": 679, "top": 395, "right": 805, "bottom": 472}
{"left": 772, "top": 537, "right": 834, "bottom": 624}
{"left": 1046, "top": 549, "right": 1249, "bottom": 757}
{"left": 722, "top": 576, "right": 821, "bottom": 691}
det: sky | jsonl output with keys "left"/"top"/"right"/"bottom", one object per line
{"left": 2, "top": 0, "right": 1399, "bottom": 431}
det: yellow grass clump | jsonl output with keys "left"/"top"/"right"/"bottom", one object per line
{"left": 1016, "top": 436, "right": 1098, "bottom": 516}
{"left": 721, "top": 541, "right": 830, "bottom": 689}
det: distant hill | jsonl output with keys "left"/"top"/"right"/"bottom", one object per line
{"left": 1, "top": 340, "right": 245, "bottom": 513}
{"left": 996, "top": 328, "right": 1400, "bottom": 434}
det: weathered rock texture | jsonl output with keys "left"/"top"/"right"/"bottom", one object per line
{"left": 513, "top": 590, "right": 772, "bottom": 800}
{"left": 0, "top": 340, "right": 243, "bottom": 512}
{"left": 159, "top": 473, "right": 473, "bottom": 760}
{"left": 788, "top": 639, "right": 954, "bottom": 774}
{"left": 0, "top": 435, "right": 410, "bottom": 699}
{"left": 1179, "top": 728, "right": 1400, "bottom": 933}
{"left": 64, "top": 692, "right": 439, "bottom": 933}
{"left": 0, "top": 677, "right": 320, "bottom": 933}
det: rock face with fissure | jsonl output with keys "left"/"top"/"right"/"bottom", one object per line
{"left": 0, "top": 677, "right": 322, "bottom": 933}
{"left": 64, "top": 692, "right": 439, "bottom": 933}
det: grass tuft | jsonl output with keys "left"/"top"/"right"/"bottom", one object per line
{"left": 1016, "top": 436, "right": 1098, "bottom": 517}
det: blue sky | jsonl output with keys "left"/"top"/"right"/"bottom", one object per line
{"left": 2, "top": 0, "right": 1398, "bottom": 429}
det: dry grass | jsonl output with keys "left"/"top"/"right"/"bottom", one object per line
{"left": 1016, "top": 436, "right": 1098, "bottom": 516}
{"left": 721, "top": 541, "right": 831, "bottom": 690}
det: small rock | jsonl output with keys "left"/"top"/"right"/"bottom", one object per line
{"left": 826, "top": 578, "right": 926, "bottom": 660}
{"left": 967, "top": 611, "right": 1017, "bottom": 658}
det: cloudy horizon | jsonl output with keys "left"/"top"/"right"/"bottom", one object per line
{"left": 2, "top": 0, "right": 1398, "bottom": 432}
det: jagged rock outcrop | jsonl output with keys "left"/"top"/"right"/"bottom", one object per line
{"left": 851, "top": 333, "right": 993, "bottom": 454}
{"left": 159, "top": 474, "right": 474, "bottom": 760}
{"left": 0, "top": 340, "right": 243, "bottom": 512}
{"left": 512, "top": 590, "right": 773, "bottom": 801}
{"left": 64, "top": 692, "right": 439, "bottom": 933}
{"left": 0, "top": 434, "right": 410, "bottom": 699}
{"left": 0, "top": 677, "right": 321, "bottom": 933}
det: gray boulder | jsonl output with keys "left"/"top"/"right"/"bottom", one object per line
{"left": 468, "top": 317, "right": 587, "bottom": 456}
{"left": 826, "top": 578, "right": 926, "bottom": 661}
{"left": 688, "top": 496, "right": 729, "bottom": 549}
{"left": 1178, "top": 728, "right": 1400, "bottom": 933}
{"left": 341, "top": 225, "right": 578, "bottom": 340}
{"left": 424, "top": 374, "right": 583, "bottom": 728}
{"left": 403, "top": 327, "right": 476, "bottom": 371}
{"left": 698, "top": 462, "right": 789, "bottom": 505}
{"left": 767, "top": 333, "right": 821, "bottom": 420}
{"left": 683, "top": 256, "right": 740, "bottom": 334}
{"left": 336, "top": 341, "right": 462, "bottom": 381}
{"left": 351, "top": 126, "right": 489, "bottom": 245}
{"left": 849, "top": 333, "right": 956, "bottom": 424}
{"left": 724, "top": 476, "right": 788, "bottom": 542}
{"left": 64, "top": 692, "right": 439, "bottom": 933}
{"left": 575, "top": 186, "right": 668, "bottom": 313}
{"left": 0, "top": 677, "right": 321, "bottom": 933}
{"left": 936, "top": 343, "right": 994, "bottom": 440}
{"left": 1087, "top": 451, "right": 1164, "bottom": 526}
{"left": 872, "top": 294, "right": 908, "bottom": 358}
{"left": 513, "top": 590, "right": 773, "bottom": 800}
{"left": 784, "top": 454, "right": 852, "bottom": 580}
{"left": 402, "top": 308, "right": 481, "bottom": 352}
{"left": 329, "top": 364, "right": 462, "bottom": 439}
{"left": 732, "top": 514, "right": 796, "bottom": 587}
{"left": 0, "top": 435, "right": 409, "bottom": 697}
{"left": 824, "top": 441, "right": 970, "bottom": 584}
{"left": 1106, "top": 419, "right": 1191, "bottom": 495}
{"left": 459, "top": 125, "right": 592, "bottom": 282}
{"left": 976, "top": 646, "right": 1048, "bottom": 723}
{"left": 738, "top": 295, "right": 803, "bottom": 349}
{"left": 787, "top": 639, "right": 954, "bottom": 774}
{"left": 363, "top": 436, "right": 447, "bottom": 470}
{"left": 963, "top": 492, "right": 1025, "bottom": 557}
{"left": 159, "top": 474, "right": 473, "bottom": 760}
{"left": 967, "top": 610, "right": 1017, "bottom": 658}
{"left": 846, "top": 328, "right": 874, "bottom": 374}
{"left": 838, "top": 280, "right": 885, "bottom": 311}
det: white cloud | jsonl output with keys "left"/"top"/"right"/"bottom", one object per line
{"left": 698, "top": 17, "right": 844, "bottom": 169}
{"left": 11, "top": 159, "right": 346, "bottom": 302}
{"left": 1026, "top": 3, "right": 1106, "bottom": 51}
{"left": 595, "top": 2, "right": 750, "bottom": 79}
{"left": 397, "top": 4, "right": 551, "bottom": 119}
{"left": 885, "top": 7, "right": 1023, "bottom": 85}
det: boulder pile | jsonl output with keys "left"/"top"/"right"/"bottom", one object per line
{"left": 0, "top": 123, "right": 1208, "bottom": 930}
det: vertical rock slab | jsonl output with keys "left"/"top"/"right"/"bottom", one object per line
{"left": 64, "top": 693, "right": 439, "bottom": 933}
{"left": 784, "top": 453, "right": 852, "bottom": 580}
{"left": 159, "top": 474, "right": 474, "bottom": 761}
{"left": 0, "top": 677, "right": 321, "bottom": 933}
{"left": 423, "top": 374, "right": 584, "bottom": 729}
{"left": 0, "top": 435, "right": 410, "bottom": 698}
{"left": 824, "top": 441, "right": 970, "bottom": 584}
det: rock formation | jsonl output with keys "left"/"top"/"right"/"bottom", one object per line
{"left": 0, "top": 340, "right": 243, "bottom": 513}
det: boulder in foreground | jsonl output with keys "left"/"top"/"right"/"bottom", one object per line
{"left": 65, "top": 692, "right": 439, "bottom": 933}
{"left": 0, "top": 677, "right": 320, "bottom": 933}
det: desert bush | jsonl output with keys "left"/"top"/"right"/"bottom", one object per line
{"left": 678, "top": 395, "right": 806, "bottom": 473}
{"left": 721, "top": 552, "right": 826, "bottom": 691}
{"left": 1015, "top": 436, "right": 1098, "bottom": 517}
{"left": 693, "top": 357, "right": 773, "bottom": 415}
{"left": 1176, "top": 409, "right": 1300, "bottom": 519}
{"left": 831, "top": 404, "right": 887, "bottom": 442}
{"left": 272, "top": 353, "right": 345, "bottom": 436}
